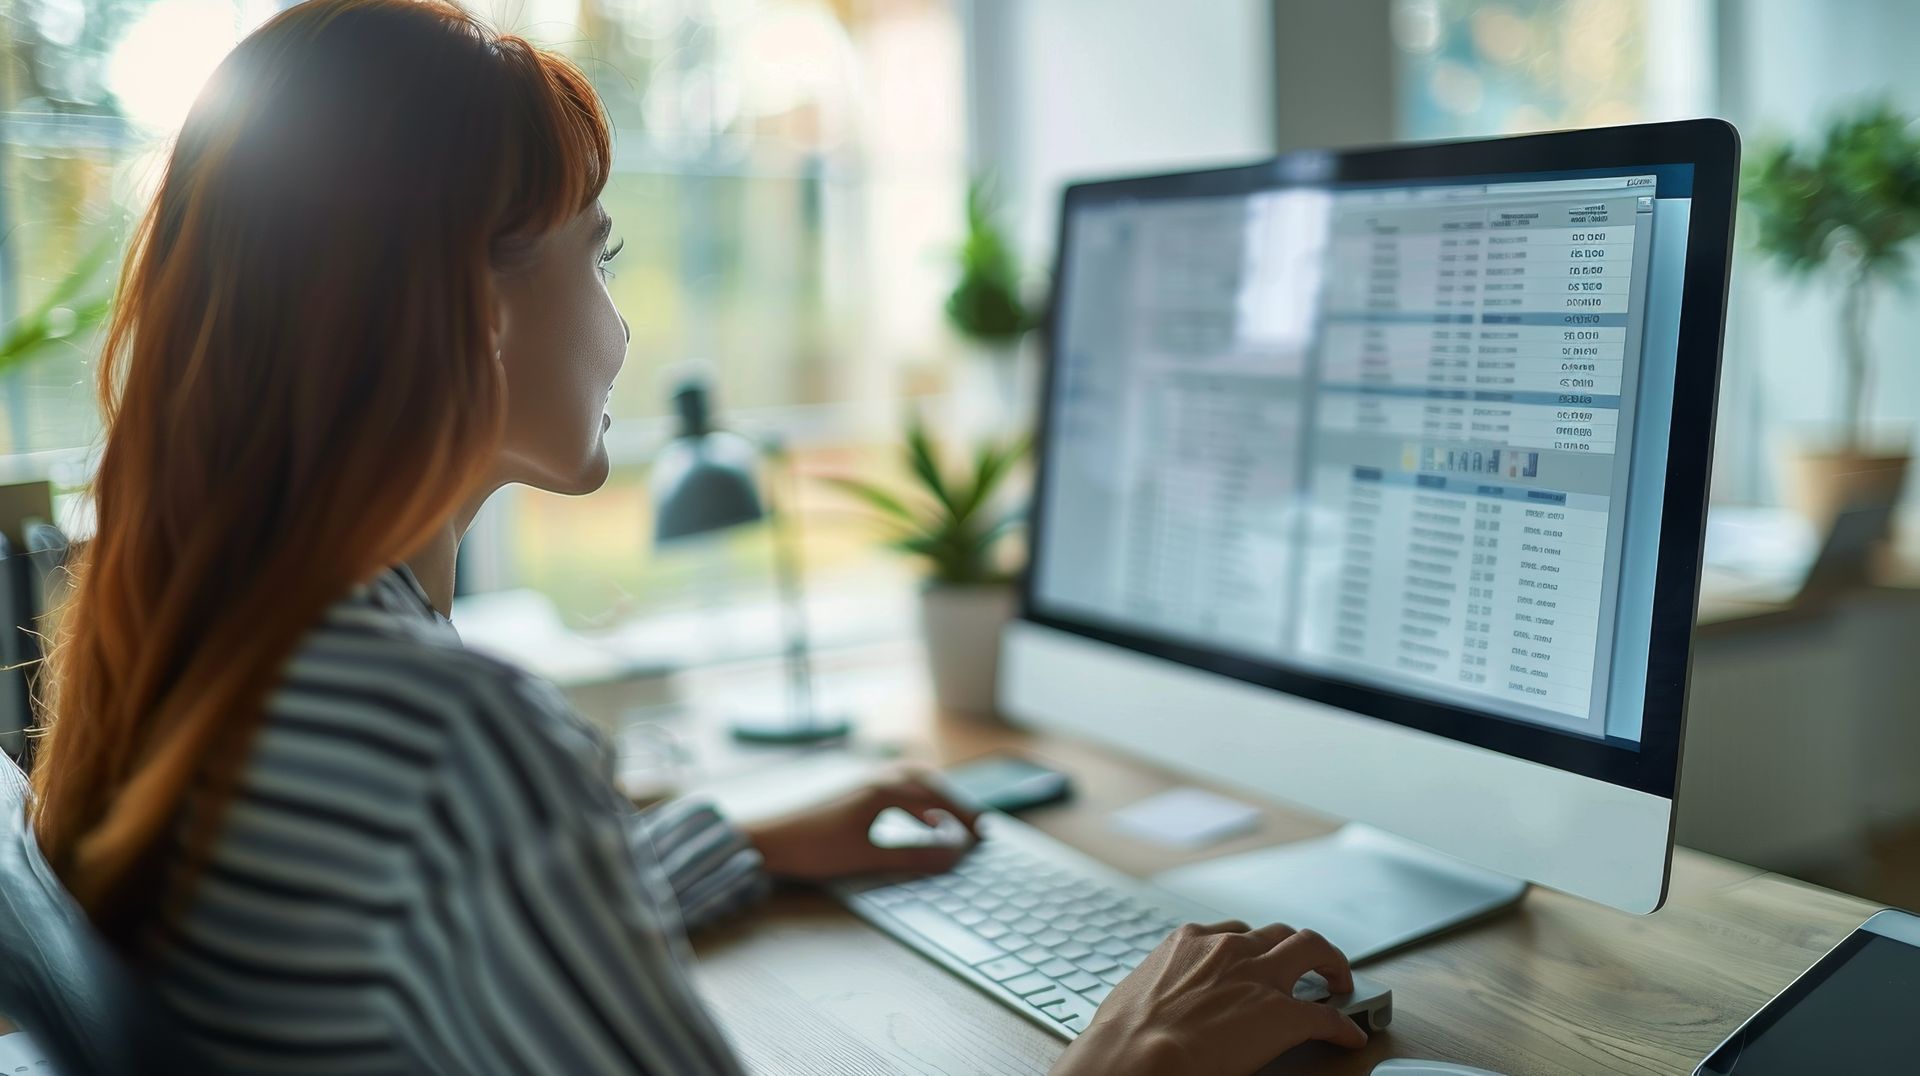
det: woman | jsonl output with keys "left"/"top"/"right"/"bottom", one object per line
{"left": 28, "top": 1, "right": 1370, "bottom": 1073}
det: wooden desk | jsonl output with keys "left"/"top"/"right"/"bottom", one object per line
{"left": 1692, "top": 528, "right": 1920, "bottom": 638}
{"left": 591, "top": 644, "right": 1880, "bottom": 1076}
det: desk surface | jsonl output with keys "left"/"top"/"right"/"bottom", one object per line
{"left": 1693, "top": 523, "right": 1920, "bottom": 634}
{"left": 619, "top": 644, "right": 1879, "bottom": 1076}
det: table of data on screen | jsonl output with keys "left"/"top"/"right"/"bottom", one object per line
{"left": 1299, "top": 178, "right": 1655, "bottom": 724}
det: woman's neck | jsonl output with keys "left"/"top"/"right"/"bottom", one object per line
{"left": 404, "top": 490, "right": 495, "bottom": 616}
{"left": 405, "top": 523, "right": 461, "bottom": 616}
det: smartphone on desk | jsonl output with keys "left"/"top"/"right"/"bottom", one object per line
{"left": 942, "top": 754, "right": 1072, "bottom": 814}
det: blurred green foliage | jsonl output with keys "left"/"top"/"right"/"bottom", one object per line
{"left": 1742, "top": 100, "right": 1920, "bottom": 447}
{"left": 0, "top": 236, "right": 115, "bottom": 379}
{"left": 822, "top": 412, "right": 1026, "bottom": 585}
{"left": 1743, "top": 100, "right": 1920, "bottom": 277}
{"left": 944, "top": 178, "right": 1036, "bottom": 345}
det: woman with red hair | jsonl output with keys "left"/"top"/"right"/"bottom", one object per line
{"left": 28, "top": 1, "right": 1368, "bottom": 1072}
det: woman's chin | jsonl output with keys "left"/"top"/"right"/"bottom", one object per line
{"left": 507, "top": 418, "right": 616, "bottom": 496}
{"left": 571, "top": 438, "right": 613, "bottom": 494}
{"left": 521, "top": 444, "right": 612, "bottom": 496}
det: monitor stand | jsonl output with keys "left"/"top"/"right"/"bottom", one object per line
{"left": 1151, "top": 824, "right": 1528, "bottom": 963}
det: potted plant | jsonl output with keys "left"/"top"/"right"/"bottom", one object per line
{"left": 945, "top": 178, "right": 1040, "bottom": 432}
{"left": 1743, "top": 100, "right": 1920, "bottom": 526}
{"left": 826, "top": 415, "right": 1026, "bottom": 715}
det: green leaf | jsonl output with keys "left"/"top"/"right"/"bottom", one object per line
{"left": 974, "top": 509, "right": 1025, "bottom": 554}
{"left": 42, "top": 235, "right": 118, "bottom": 308}
{"left": 0, "top": 233, "right": 119, "bottom": 377}
{"left": 904, "top": 412, "right": 957, "bottom": 518}
{"left": 886, "top": 534, "right": 946, "bottom": 558}
{"left": 819, "top": 475, "right": 919, "bottom": 524}
{"left": 953, "top": 432, "right": 1028, "bottom": 524}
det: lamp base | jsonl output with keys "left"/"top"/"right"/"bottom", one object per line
{"left": 728, "top": 711, "right": 854, "bottom": 744}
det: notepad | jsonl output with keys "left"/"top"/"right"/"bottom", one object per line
{"left": 1110, "top": 788, "right": 1261, "bottom": 850}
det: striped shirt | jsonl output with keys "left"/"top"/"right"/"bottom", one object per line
{"left": 146, "top": 566, "right": 767, "bottom": 1074}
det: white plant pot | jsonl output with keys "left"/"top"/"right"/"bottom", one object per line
{"left": 918, "top": 583, "right": 1016, "bottom": 716}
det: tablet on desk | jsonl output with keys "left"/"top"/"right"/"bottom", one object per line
{"left": 1695, "top": 908, "right": 1920, "bottom": 1074}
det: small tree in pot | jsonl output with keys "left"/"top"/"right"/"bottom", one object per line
{"left": 825, "top": 415, "right": 1026, "bottom": 715}
{"left": 1743, "top": 100, "right": 1920, "bottom": 524}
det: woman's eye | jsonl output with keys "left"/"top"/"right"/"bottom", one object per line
{"left": 598, "top": 237, "right": 624, "bottom": 281}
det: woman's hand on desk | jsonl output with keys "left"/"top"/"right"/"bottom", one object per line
{"left": 744, "top": 770, "right": 982, "bottom": 881}
{"left": 1052, "top": 920, "right": 1367, "bottom": 1076}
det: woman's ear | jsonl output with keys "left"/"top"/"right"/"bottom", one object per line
{"left": 487, "top": 292, "right": 508, "bottom": 360}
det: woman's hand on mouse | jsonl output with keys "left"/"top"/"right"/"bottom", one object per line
{"left": 743, "top": 769, "right": 981, "bottom": 881}
{"left": 1050, "top": 919, "right": 1368, "bottom": 1076}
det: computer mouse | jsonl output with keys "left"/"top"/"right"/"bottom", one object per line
{"left": 1370, "top": 1060, "right": 1509, "bottom": 1076}
{"left": 869, "top": 806, "right": 973, "bottom": 848}
{"left": 1296, "top": 969, "right": 1393, "bottom": 1034}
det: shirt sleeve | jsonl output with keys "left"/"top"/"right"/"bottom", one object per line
{"left": 420, "top": 669, "right": 751, "bottom": 1076}
{"left": 628, "top": 799, "right": 771, "bottom": 932}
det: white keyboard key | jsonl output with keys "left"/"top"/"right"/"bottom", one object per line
{"left": 976, "top": 956, "right": 1032, "bottom": 982}
{"left": 886, "top": 902, "right": 1002, "bottom": 965}
{"left": 1002, "top": 972, "right": 1056, "bottom": 997}
{"left": 1047, "top": 993, "right": 1097, "bottom": 1026}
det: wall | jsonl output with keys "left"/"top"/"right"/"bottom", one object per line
{"left": 964, "top": 0, "right": 1276, "bottom": 259}
{"left": 1271, "top": 0, "right": 1396, "bottom": 153}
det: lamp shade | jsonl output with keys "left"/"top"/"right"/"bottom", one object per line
{"left": 650, "top": 429, "right": 765, "bottom": 543}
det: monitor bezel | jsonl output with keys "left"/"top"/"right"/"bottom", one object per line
{"left": 1019, "top": 119, "right": 1737, "bottom": 799}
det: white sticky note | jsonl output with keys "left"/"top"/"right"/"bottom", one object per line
{"left": 1110, "top": 788, "right": 1261, "bottom": 850}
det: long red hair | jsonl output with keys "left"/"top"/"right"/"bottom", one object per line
{"left": 31, "top": 0, "right": 611, "bottom": 945}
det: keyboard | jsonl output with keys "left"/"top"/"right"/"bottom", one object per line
{"left": 837, "top": 813, "right": 1393, "bottom": 1039}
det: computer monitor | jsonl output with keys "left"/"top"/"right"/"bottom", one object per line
{"left": 1003, "top": 120, "right": 1738, "bottom": 959}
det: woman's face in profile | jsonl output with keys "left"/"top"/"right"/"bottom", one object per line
{"left": 490, "top": 202, "right": 628, "bottom": 495}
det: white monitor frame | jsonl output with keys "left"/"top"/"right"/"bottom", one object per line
{"left": 1003, "top": 621, "right": 1671, "bottom": 915}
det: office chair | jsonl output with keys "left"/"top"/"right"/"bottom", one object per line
{"left": 0, "top": 754, "right": 208, "bottom": 1074}
{"left": 1, "top": 521, "right": 67, "bottom": 764}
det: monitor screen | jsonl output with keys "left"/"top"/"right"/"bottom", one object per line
{"left": 1032, "top": 164, "right": 1697, "bottom": 749}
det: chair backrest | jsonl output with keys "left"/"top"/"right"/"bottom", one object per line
{"left": 0, "top": 754, "right": 208, "bottom": 1074}
{"left": 0, "top": 533, "right": 33, "bottom": 762}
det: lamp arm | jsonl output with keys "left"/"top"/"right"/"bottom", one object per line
{"left": 763, "top": 443, "right": 819, "bottom": 728}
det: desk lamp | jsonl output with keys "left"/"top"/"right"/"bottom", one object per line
{"left": 650, "top": 373, "right": 851, "bottom": 743}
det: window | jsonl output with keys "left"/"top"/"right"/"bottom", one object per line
{"left": 1393, "top": 0, "right": 1647, "bottom": 139}
{"left": 470, "top": 0, "right": 969, "bottom": 631}
{"left": 3, "top": 0, "right": 276, "bottom": 473}
{"left": 2, "top": 0, "right": 971, "bottom": 646}
{"left": 1390, "top": 0, "right": 1710, "bottom": 142}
